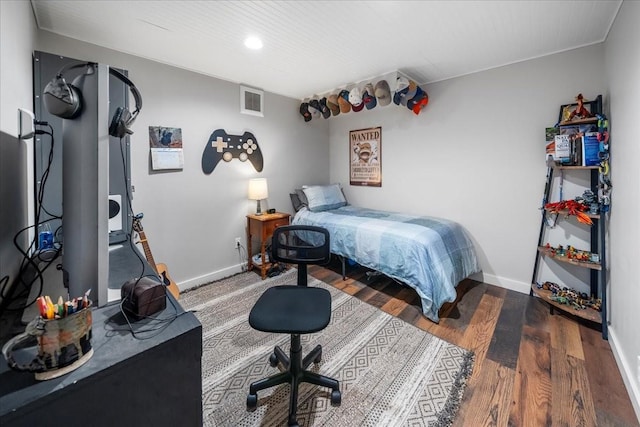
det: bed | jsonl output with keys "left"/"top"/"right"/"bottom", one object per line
{"left": 290, "top": 184, "right": 480, "bottom": 322}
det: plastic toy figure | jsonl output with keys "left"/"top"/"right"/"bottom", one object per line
{"left": 568, "top": 93, "right": 593, "bottom": 121}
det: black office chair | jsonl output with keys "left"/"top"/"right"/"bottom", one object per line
{"left": 246, "top": 225, "right": 341, "bottom": 426}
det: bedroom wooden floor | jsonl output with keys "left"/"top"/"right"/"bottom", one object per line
{"left": 308, "top": 261, "right": 639, "bottom": 427}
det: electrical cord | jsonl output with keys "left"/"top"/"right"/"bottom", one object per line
{"left": 117, "top": 218, "right": 186, "bottom": 339}
{"left": 35, "top": 125, "right": 62, "bottom": 220}
{"left": 237, "top": 243, "right": 248, "bottom": 272}
{"left": 115, "top": 133, "right": 150, "bottom": 281}
{"left": 0, "top": 123, "right": 62, "bottom": 315}
{"left": 109, "top": 136, "right": 186, "bottom": 339}
{"left": 109, "top": 271, "right": 187, "bottom": 340}
{"left": 116, "top": 290, "right": 188, "bottom": 339}
{"left": 1, "top": 221, "right": 61, "bottom": 310}
{"left": 118, "top": 135, "right": 135, "bottom": 218}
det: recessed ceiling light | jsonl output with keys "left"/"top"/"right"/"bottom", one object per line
{"left": 244, "top": 36, "right": 263, "bottom": 50}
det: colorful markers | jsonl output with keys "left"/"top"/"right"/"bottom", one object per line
{"left": 36, "top": 290, "right": 91, "bottom": 319}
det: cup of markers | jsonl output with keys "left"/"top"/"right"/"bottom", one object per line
{"left": 1, "top": 291, "right": 94, "bottom": 380}
{"left": 38, "top": 293, "right": 91, "bottom": 319}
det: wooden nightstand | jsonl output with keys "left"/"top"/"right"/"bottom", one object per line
{"left": 247, "top": 212, "right": 291, "bottom": 279}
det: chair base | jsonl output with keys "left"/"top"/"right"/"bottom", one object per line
{"left": 247, "top": 334, "right": 341, "bottom": 427}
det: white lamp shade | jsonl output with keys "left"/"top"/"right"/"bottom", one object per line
{"left": 248, "top": 178, "right": 268, "bottom": 200}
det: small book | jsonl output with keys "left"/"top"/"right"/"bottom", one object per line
{"left": 545, "top": 127, "right": 559, "bottom": 162}
{"left": 554, "top": 134, "right": 571, "bottom": 164}
{"left": 582, "top": 132, "right": 600, "bottom": 166}
{"left": 558, "top": 124, "right": 593, "bottom": 165}
{"left": 572, "top": 134, "right": 582, "bottom": 166}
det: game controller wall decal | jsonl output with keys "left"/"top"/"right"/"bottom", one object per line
{"left": 201, "top": 129, "right": 263, "bottom": 173}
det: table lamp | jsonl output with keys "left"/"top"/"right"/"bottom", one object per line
{"left": 248, "top": 178, "right": 268, "bottom": 215}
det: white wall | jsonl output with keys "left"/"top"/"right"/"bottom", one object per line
{"left": 329, "top": 44, "right": 605, "bottom": 294}
{"left": 34, "top": 32, "right": 330, "bottom": 290}
{"left": 604, "top": 0, "right": 640, "bottom": 417}
{"left": 0, "top": 1, "right": 37, "bottom": 135}
{"left": 0, "top": 0, "right": 38, "bottom": 304}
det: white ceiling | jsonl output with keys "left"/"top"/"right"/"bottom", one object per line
{"left": 30, "top": 0, "right": 622, "bottom": 100}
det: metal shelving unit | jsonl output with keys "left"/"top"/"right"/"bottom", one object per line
{"left": 531, "top": 95, "right": 609, "bottom": 339}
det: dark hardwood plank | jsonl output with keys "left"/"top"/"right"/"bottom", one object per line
{"left": 550, "top": 349, "right": 598, "bottom": 426}
{"left": 362, "top": 273, "right": 393, "bottom": 292}
{"left": 335, "top": 280, "right": 366, "bottom": 295}
{"left": 509, "top": 325, "right": 552, "bottom": 427}
{"left": 580, "top": 324, "right": 640, "bottom": 427}
{"left": 524, "top": 293, "right": 551, "bottom": 332}
{"left": 440, "top": 279, "right": 487, "bottom": 332}
{"left": 353, "top": 284, "right": 383, "bottom": 305}
{"left": 550, "top": 312, "right": 585, "bottom": 360}
{"left": 308, "top": 264, "right": 343, "bottom": 284}
{"left": 358, "top": 281, "right": 393, "bottom": 308}
{"left": 486, "top": 290, "right": 528, "bottom": 370}
{"left": 453, "top": 359, "right": 515, "bottom": 427}
{"left": 417, "top": 315, "right": 464, "bottom": 346}
{"left": 460, "top": 292, "right": 504, "bottom": 382}
{"left": 380, "top": 287, "right": 414, "bottom": 317}
{"left": 396, "top": 303, "right": 423, "bottom": 325}
{"left": 311, "top": 263, "right": 639, "bottom": 426}
{"left": 394, "top": 283, "right": 422, "bottom": 306}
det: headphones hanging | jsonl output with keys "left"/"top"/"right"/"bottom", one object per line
{"left": 108, "top": 67, "right": 143, "bottom": 138}
{"left": 42, "top": 62, "right": 93, "bottom": 119}
{"left": 43, "top": 62, "right": 143, "bottom": 138}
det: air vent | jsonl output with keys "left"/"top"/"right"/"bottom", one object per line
{"left": 240, "top": 85, "right": 264, "bottom": 117}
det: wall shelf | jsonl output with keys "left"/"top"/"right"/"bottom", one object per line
{"left": 550, "top": 164, "right": 600, "bottom": 171}
{"left": 537, "top": 246, "right": 601, "bottom": 271}
{"left": 543, "top": 208, "right": 601, "bottom": 220}
{"left": 530, "top": 284, "right": 602, "bottom": 324}
{"left": 559, "top": 117, "right": 598, "bottom": 126}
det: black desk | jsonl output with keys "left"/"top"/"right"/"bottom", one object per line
{"left": 0, "top": 294, "right": 202, "bottom": 427}
{"left": 108, "top": 243, "right": 157, "bottom": 290}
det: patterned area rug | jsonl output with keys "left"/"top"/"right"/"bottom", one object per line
{"left": 180, "top": 269, "right": 474, "bottom": 427}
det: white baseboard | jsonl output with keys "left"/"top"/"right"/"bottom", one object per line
{"left": 607, "top": 327, "right": 640, "bottom": 423}
{"left": 470, "top": 272, "right": 531, "bottom": 294}
{"left": 178, "top": 263, "right": 246, "bottom": 292}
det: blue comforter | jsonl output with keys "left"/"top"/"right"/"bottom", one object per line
{"left": 292, "top": 205, "right": 480, "bottom": 322}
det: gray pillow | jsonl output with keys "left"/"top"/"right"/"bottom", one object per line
{"left": 295, "top": 188, "right": 308, "bottom": 207}
{"left": 290, "top": 193, "right": 304, "bottom": 212}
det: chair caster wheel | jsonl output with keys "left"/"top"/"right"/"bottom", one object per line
{"left": 288, "top": 421, "right": 299, "bottom": 427}
{"left": 331, "top": 389, "right": 341, "bottom": 406}
{"left": 247, "top": 393, "right": 258, "bottom": 411}
{"left": 314, "top": 348, "right": 322, "bottom": 364}
{"left": 269, "top": 353, "right": 278, "bottom": 367}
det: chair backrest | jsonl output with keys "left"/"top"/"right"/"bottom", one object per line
{"left": 271, "top": 225, "right": 331, "bottom": 286}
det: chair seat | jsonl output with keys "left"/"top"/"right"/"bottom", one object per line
{"left": 249, "top": 285, "right": 331, "bottom": 334}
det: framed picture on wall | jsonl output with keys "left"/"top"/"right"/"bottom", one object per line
{"left": 350, "top": 127, "right": 381, "bottom": 187}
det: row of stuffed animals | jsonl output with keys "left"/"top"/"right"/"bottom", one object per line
{"left": 299, "top": 76, "right": 429, "bottom": 122}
